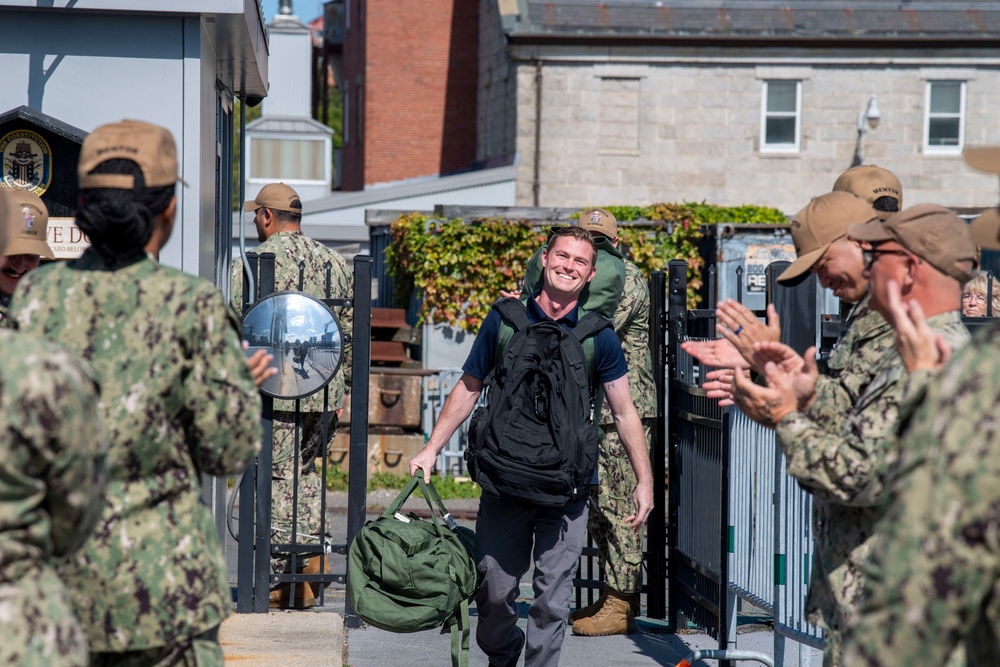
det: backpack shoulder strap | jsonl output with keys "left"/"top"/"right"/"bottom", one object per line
{"left": 492, "top": 297, "right": 530, "bottom": 364}
{"left": 494, "top": 297, "right": 531, "bottom": 332}
{"left": 570, "top": 313, "right": 612, "bottom": 400}
{"left": 571, "top": 312, "right": 612, "bottom": 343}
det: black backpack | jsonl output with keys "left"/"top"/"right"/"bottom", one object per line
{"left": 466, "top": 298, "right": 611, "bottom": 507}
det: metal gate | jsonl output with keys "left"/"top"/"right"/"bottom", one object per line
{"left": 232, "top": 251, "right": 372, "bottom": 626}
{"left": 663, "top": 258, "right": 822, "bottom": 661}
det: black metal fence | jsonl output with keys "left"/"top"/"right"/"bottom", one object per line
{"left": 663, "top": 259, "right": 820, "bottom": 658}
{"left": 233, "top": 252, "right": 372, "bottom": 624}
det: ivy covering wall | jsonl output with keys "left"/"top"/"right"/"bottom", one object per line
{"left": 386, "top": 202, "right": 787, "bottom": 333}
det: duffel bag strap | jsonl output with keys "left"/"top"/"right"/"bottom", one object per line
{"left": 421, "top": 475, "right": 463, "bottom": 531}
{"left": 382, "top": 476, "right": 448, "bottom": 532}
{"left": 448, "top": 598, "right": 470, "bottom": 667}
{"left": 381, "top": 475, "right": 423, "bottom": 519}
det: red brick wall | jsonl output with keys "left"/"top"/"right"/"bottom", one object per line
{"left": 341, "top": 0, "right": 478, "bottom": 190}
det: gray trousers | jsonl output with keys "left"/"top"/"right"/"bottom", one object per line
{"left": 475, "top": 493, "right": 589, "bottom": 667}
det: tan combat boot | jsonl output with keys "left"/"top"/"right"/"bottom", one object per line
{"left": 625, "top": 591, "right": 640, "bottom": 618}
{"left": 571, "top": 588, "right": 636, "bottom": 636}
{"left": 268, "top": 581, "right": 316, "bottom": 609}
{"left": 569, "top": 589, "right": 607, "bottom": 623}
{"left": 269, "top": 555, "right": 327, "bottom": 609}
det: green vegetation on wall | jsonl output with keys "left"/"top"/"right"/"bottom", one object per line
{"left": 386, "top": 202, "right": 787, "bottom": 332}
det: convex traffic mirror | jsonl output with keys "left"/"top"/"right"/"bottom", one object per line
{"left": 242, "top": 291, "right": 344, "bottom": 400}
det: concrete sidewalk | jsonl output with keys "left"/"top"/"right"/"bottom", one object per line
{"left": 345, "top": 612, "right": 822, "bottom": 667}
{"left": 223, "top": 491, "right": 821, "bottom": 666}
{"left": 220, "top": 605, "right": 345, "bottom": 666}
{"left": 219, "top": 601, "right": 821, "bottom": 667}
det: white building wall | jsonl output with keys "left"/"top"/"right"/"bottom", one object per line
{"left": 265, "top": 22, "right": 313, "bottom": 117}
{"left": 512, "top": 49, "right": 1000, "bottom": 213}
{"left": 0, "top": 9, "right": 243, "bottom": 281}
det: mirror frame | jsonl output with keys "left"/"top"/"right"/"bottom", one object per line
{"left": 241, "top": 290, "right": 345, "bottom": 400}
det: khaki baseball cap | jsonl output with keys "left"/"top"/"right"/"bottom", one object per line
{"left": 78, "top": 120, "right": 181, "bottom": 190}
{"left": 777, "top": 191, "right": 879, "bottom": 285}
{"left": 848, "top": 203, "right": 976, "bottom": 282}
{"left": 962, "top": 146, "right": 1000, "bottom": 250}
{"left": 578, "top": 208, "right": 617, "bottom": 240}
{"left": 244, "top": 182, "right": 302, "bottom": 214}
{"left": 832, "top": 165, "right": 902, "bottom": 219}
{"left": 2, "top": 188, "right": 54, "bottom": 259}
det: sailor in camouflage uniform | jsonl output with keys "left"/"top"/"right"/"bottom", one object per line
{"left": 565, "top": 209, "right": 656, "bottom": 637}
{"left": 0, "top": 187, "right": 106, "bottom": 667}
{"left": 841, "top": 148, "right": 1000, "bottom": 666}
{"left": 11, "top": 120, "right": 263, "bottom": 666}
{"left": 734, "top": 201, "right": 975, "bottom": 667}
{"left": 684, "top": 166, "right": 904, "bottom": 423}
{"left": 0, "top": 188, "right": 54, "bottom": 327}
{"left": 232, "top": 181, "right": 354, "bottom": 606}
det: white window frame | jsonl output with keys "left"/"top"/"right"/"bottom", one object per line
{"left": 246, "top": 133, "right": 331, "bottom": 186}
{"left": 759, "top": 80, "right": 801, "bottom": 154}
{"left": 924, "top": 80, "right": 966, "bottom": 155}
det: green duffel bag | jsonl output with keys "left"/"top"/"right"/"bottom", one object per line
{"left": 347, "top": 475, "right": 478, "bottom": 667}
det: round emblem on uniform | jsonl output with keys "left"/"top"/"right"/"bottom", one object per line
{"left": 0, "top": 129, "right": 53, "bottom": 196}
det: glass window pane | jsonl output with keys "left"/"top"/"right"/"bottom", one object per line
{"left": 251, "top": 138, "right": 325, "bottom": 180}
{"left": 930, "top": 82, "right": 961, "bottom": 114}
{"left": 766, "top": 117, "right": 796, "bottom": 145}
{"left": 928, "top": 118, "right": 960, "bottom": 146}
{"left": 767, "top": 82, "right": 797, "bottom": 113}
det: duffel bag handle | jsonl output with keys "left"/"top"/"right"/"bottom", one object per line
{"left": 381, "top": 475, "right": 459, "bottom": 534}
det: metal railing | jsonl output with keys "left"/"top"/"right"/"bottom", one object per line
{"left": 665, "top": 259, "right": 824, "bottom": 666}
{"left": 229, "top": 252, "right": 372, "bottom": 625}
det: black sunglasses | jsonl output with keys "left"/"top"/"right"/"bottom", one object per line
{"left": 861, "top": 247, "right": 911, "bottom": 269}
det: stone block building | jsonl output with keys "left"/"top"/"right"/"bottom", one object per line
{"left": 477, "top": 0, "right": 1000, "bottom": 213}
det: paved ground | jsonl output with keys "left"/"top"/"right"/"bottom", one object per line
{"left": 220, "top": 606, "right": 344, "bottom": 666}
{"left": 223, "top": 489, "right": 823, "bottom": 667}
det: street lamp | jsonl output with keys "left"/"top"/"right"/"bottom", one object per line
{"left": 853, "top": 94, "right": 881, "bottom": 166}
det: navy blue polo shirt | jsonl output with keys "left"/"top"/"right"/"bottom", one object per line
{"left": 463, "top": 293, "right": 628, "bottom": 384}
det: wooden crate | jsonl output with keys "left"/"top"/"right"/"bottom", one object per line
{"left": 328, "top": 431, "right": 425, "bottom": 475}
{"left": 342, "top": 370, "right": 428, "bottom": 429}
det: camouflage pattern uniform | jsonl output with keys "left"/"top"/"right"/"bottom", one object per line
{"left": 0, "top": 331, "right": 106, "bottom": 667}
{"left": 774, "top": 309, "right": 968, "bottom": 666}
{"left": 11, "top": 251, "right": 262, "bottom": 661}
{"left": 232, "top": 231, "right": 353, "bottom": 568}
{"left": 842, "top": 320, "right": 1000, "bottom": 666}
{"left": 0, "top": 291, "right": 10, "bottom": 327}
{"left": 812, "top": 295, "right": 891, "bottom": 427}
{"left": 592, "top": 259, "right": 656, "bottom": 594}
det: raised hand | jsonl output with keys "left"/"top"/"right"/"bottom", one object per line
{"left": 884, "top": 279, "right": 951, "bottom": 373}
{"left": 715, "top": 300, "right": 782, "bottom": 372}
{"left": 753, "top": 342, "right": 819, "bottom": 411}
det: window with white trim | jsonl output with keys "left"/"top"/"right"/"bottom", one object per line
{"left": 760, "top": 80, "right": 800, "bottom": 153}
{"left": 250, "top": 138, "right": 326, "bottom": 181}
{"left": 925, "top": 81, "right": 965, "bottom": 153}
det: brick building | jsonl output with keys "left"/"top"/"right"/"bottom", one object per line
{"left": 478, "top": 0, "right": 1000, "bottom": 213}
{"left": 333, "top": 0, "right": 480, "bottom": 190}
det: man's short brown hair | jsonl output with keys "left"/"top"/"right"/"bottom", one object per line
{"left": 548, "top": 225, "right": 597, "bottom": 267}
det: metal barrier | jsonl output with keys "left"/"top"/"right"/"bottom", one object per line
{"left": 231, "top": 252, "right": 372, "bottom": 625}
{"left": 664, "top": 258, "right": 826, "bottom": 665}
